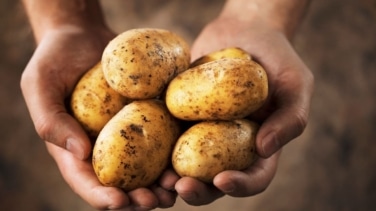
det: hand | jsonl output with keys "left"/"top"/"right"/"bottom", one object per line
{"left": 175, "top": 152, "right": 280, "bottom": 206}
{"left": 21, "top": 25, "right": 113, "bottom": 159}
{"left": 175, "top": 15, "right": 314, "bottom": 205}
{"left": 46, "top": 142, "right": 179, "bottom": 210}
{"left": 20, "top": 25, "right": 178, "bottom": 210}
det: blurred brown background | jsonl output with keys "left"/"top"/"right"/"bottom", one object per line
{"left": 1, "top": 0, "right": 375, "bottom": 210}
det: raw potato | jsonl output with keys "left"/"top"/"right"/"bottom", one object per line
{"left": 190, "top": 47, "right": 252, "bottom": 68}
{"left": 172, "top": 119, "right": 258, "bottom": 183}
{"left": 102, "top": 28, "right": 190, "bottom": 100}
{"left": 166, "top": 58, "right": 268, "bottom": 121}
{"left": 70, "top": 62, "right": 130, "bottom": 138}
{"left": 92, "top": 99, "right": 180, "bottom": 191}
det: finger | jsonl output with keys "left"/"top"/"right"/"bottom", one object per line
{"left": 31, "top": 98, "right": 91, "bottom": 160}
{"left": 151, "top": 169, "right": 179, "bottom": 208}
{"left": 158, "top": 169, "right": 180, "bottom": 191}
{"left": 150, "top": 185, "right": 177, "bottom": 209}
{"left": 127, "top": 188, "right": 159, "bottom": 210}
{"left": 175, "top": 177, "right": 224, "bottom": 206}
{"left": 21, "top": 63, "right": 92, "bottom": 160}
{"left": 256, "top": 70, "right": 313, "bottom": 158}
{"left": 256, "top": 106, "right": 308, "bottom": 158}
{"left": 46, "top": 142, "right": 129, "bottom": 210}
{"left": 214, "top": 151, "right": 280, "bottom": 197}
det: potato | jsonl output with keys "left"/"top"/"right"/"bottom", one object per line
{"left": 102, "top": 28, "right": 190, "bottom": 100}
{"left": 165, "top": 58, "right": 268, "bottom": 121}
{"left": 70, "top": 62, "right": 130, "bottom": 138}
{"left": 190, "top": 47, "right": 252, "bottom": 68}
{"left": 92, "top": 99, "right": 180, "bottom": 191}
{"left": 172, "top": 119, "right": 258, "bottom": 183}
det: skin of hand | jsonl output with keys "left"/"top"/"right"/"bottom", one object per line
{"left": 174, "top": 4, "right": 314, "bottom": 206}
{"left": 20, "top": 19, "right": 179, "bottom": 211}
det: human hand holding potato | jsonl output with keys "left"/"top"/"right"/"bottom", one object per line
{"left": 21, "top": 24, "right": 179, "bottom": 210}
{"left": 174, "top": 2, "right": 314, "bottom": 206}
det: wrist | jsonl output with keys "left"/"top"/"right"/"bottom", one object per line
{"left": 36, "top": 22, "right": 113, "bottom": 44}
{"left": 23, "top": 0, "right": 109, "bottom": 43}
{"left": 219, "top": 0, "right": 310, "bottom": 39}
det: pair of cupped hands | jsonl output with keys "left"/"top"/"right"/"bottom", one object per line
{"left": 21, "top": 17, "right": 313, "bottom": 211}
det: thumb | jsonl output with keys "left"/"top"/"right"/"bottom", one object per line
{"left": 256, "top": 105, "right": 309, "bottom": 158}
{"left": 21, "top": 69, "right": 91, "bottom": 160}
{"left": 254, "top": 59, "right": 314, "bottom": 158}
{"left": 29, "top": 100, "right": 92, "bottom": 160}
{"left": 254, "top": 77, "right": 312, "bottom": 158}
{"left": 34, "top": 107, "right": 92, "bottom": 160}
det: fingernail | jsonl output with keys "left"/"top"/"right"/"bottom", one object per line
{"left": 262, "top": 132, "right": 279, "bottom": 157}
{"left": 66, "top": 138, "right": 85, "bottom": 160}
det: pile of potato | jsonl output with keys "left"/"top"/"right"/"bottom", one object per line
{"left": 70, "top": 28, "right": 268, "bottom": 191}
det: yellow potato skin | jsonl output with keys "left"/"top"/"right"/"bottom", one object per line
{"left": 70, "top": 62, "right": 130, "bottom": 138}
{"left": 172, "top": 119, "right": 258, "bottom": 183}
{"left": 102, "top": 28, "right": 190, "bottom": 100}
{"left": 190, "top": 47, "right": 252, "bottom": 68}
{"left": 166, "top": 58, "right": 268, "bottom": 121}
{"left": 92, "top": 100, "right": 180, "bottom": 191}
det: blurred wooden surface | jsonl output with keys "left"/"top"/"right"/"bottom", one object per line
{"left": 1, "top": 0, "right": 375, "bottom": 210}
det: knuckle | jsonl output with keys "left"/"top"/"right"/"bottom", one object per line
{"left": 306, "top": 67, "right": 315, "bottom": 85}
{"left": 34, "top": 115, "right": 56, "bottom": 144}
{"left": 20, "top": 69, "right": 32, "bottom": 92}
{"left": 294, "top": 107, "right": 309, "bottom": 136}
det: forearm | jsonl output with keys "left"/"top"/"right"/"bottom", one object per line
{"left": 22, "top": 0, "right": 107, "bottom": 42}
{"left": 220, "top": 0, "right": 311, "bottom": 39}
